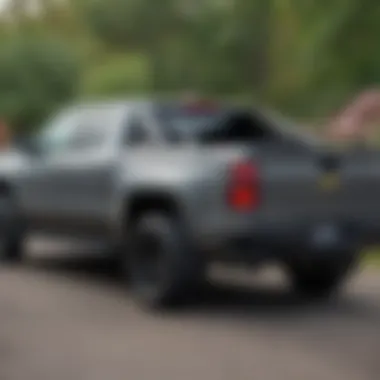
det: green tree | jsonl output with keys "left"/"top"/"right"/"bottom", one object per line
{"left": 0, "top": 36, "right": 81, "bottom": 133}
{"left": 2, "top": 0, "right": 379, "bottom": 125}
{"left": 82, "top": 0, "right": 187, "bottom": 91}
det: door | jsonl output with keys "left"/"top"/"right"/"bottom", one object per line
{"left": 20, "top": 106, "right": 120, "bottom": 236}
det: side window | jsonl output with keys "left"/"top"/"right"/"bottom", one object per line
{"left": 123, "top": 116, "right": 152, "bottom": 146}
{"left": 37, "top": 106, "right": 120, "bottom": 156}
{"left": 65, "top": 109, "right": 110, "bottom": 151}
{"left": 67, "top": 124, "right": 106, "bottom": 150}
{"left": 36, "top": 109, "right": 79, "bottom": 155}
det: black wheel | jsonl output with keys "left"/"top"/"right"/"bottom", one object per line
{"left": 287, "top": 253, "right": 357, "bottom": 299}
{"left": 0, "top": 195, "right": 25, "bottom": 264}
{"left": 127, "top": 212, "right": 205, "bottom": 310}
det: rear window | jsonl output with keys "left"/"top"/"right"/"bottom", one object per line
{"left": 156, "top": 103, "right": 227, "bottom": 141}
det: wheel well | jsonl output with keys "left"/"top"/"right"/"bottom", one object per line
{"left": 125, "top": 193, "right": 181, "bottom": 229}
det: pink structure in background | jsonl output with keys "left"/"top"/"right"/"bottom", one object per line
{"left": 327, "top": 89, "right": 380, "bottom": 140}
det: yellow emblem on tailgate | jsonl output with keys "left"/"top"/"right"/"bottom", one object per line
{"left": 319, "top": 172, "right": 340, "bottom": 191}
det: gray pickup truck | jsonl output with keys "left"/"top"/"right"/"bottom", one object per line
{"left": 0, "top": 98, "right": 379, "bottom": 309}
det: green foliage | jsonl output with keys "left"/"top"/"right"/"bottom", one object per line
{"left": 0, "top": 35, "right": 80, "bottom": 133}
{"left": 81, "top": 53, "right": 150, "bottom": 96}
{"left": 0, "top": 0, "right": 379, "bottom": 131}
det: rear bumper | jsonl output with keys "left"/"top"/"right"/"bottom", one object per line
{"left": 195, "top": 219, "right": 373, "bottom": 264}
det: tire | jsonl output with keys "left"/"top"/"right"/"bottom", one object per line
{"left": 0, "top": 195, "right": 25, "bottom": 264}
{"left": 287, "top": 253, "right": 357, "bottom": 299}
{"left": 127, "top": 212, "right": 205, "bottom": 310}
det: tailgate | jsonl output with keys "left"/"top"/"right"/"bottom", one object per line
{"left": 258, "top": 147, "right": 380, "bottom": 225}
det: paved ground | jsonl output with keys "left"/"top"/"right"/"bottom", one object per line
{"left": 1, "top": 238, "right": 380, "bottom": 380}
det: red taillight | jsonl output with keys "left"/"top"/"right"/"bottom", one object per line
{"left": 227, "top": 161, "right": 260, "bottom": 211}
